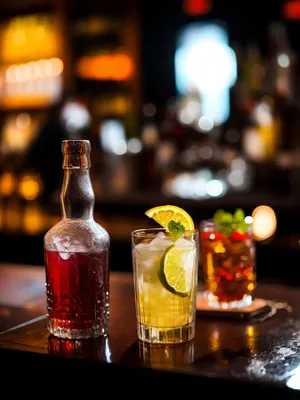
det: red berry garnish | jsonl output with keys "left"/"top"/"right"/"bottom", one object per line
{"left": 231, "top": 231, "right": 249, "bottom": 241}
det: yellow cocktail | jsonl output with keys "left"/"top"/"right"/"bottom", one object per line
{"left": 132, "top": 206, "right": 199, "bottom": 344}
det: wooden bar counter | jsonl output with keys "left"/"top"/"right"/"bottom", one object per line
{"left": 0, "top": 266, "right": 299, "bottom": 395}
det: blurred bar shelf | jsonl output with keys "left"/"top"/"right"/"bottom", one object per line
{"left": 1, "top": 190, "right": 300, "bottom": 287}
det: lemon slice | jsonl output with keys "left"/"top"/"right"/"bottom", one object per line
{"left": 145, "top": 205, "right": 194, "bottom": 231}
{"left": 159, "top": 245, "right": 194, "bottom": 296}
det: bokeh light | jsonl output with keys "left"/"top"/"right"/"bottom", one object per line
{"left": 206, "top": 179, "right": 226, "bottom": 197}
{"left": 183, "top": 0, "right": 212, "bottom": 16}
{"left": 127, "top": 138, "right": 142, "bottom": 154}
{"left": 251, "top": 206, "right": 277, "bottom": 241}
{"left": 175, "top": 23, "right": 237, "bottom": 125}
{"left": 99, "top": 119, "right": 127, "bottom": 155}
{"left": 76, "top": 53, "right": 133, "bottom": 81}
{"left": 18, "top": 175, "right": 41, "bottom": 201}
{"left": 0, "top": 172, "right": 17, "bottom": 197}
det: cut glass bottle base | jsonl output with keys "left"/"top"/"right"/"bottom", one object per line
{"left": 138, "top": 322, "right": 195, "bottom": 344}
{"left": 47, "top": 318, "right": 107, "bottom": 339}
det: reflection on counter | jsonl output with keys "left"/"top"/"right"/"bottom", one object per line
{"left": 139, "top": 340, "right": 195, "bottom": 369}
{"left": 48, "top": 334, "right": 112, "bottom": 362}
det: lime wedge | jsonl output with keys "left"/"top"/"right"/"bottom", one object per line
{"left": 159, "top": 245, "right": 195, "bottom": 296}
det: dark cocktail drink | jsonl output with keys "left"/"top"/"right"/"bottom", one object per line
{"left": 45, "top": 250, "right": 109, "bottom": 337}
{"left": 200, "top": 209, "right": 256, "bottom": 309}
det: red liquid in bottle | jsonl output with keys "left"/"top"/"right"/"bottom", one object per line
{"left": 45, "top": 249, "right": 109, "bottom": 338}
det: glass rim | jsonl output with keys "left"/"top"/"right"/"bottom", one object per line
{"left": 131, "top": 227, "right": 199, "bottom": 238}
{"left": 200, "top": 219, "right": 252, "bottom": 227}
{"left": 200, "top": 219, "right": 253, "bottom": 235}
{"left": 200, "top": 219, "right": 215, "bottom": 227}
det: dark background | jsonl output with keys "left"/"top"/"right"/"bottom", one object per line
{"left": 0, "top": 0, "right": 300, "bottom": 287}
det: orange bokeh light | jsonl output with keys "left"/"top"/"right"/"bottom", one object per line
{"left": 76, "top": 54, "right": 133, "bottom": 81}
{"left": 18, "top": 175, "right": 41, "bottom": 201}
{"left": 0, "top": 172, "right": 16, "bottom": 196}
{"left": 114, "top": 54, "right": 134, "bottom": 81}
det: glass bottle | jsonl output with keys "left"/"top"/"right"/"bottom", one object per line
{"left": 44, "top": 140, "right": 110, "bottom": 339}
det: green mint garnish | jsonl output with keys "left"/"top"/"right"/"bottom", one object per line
{"left": 168, "top": 220, "right": 186, "bottom": 241}
{"left": 233, "top": 208, "right": 245, "bottom": 223}
{"left": 213, "top": 208, "right": 250, "bottom": 236}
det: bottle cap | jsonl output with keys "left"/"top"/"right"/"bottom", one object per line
{"left": 62, "top": 140, "right": 91, "bottom": 169}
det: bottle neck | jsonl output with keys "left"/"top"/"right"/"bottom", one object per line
{"left": 61, "top": 169, "right": 95, "bottom": 220}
